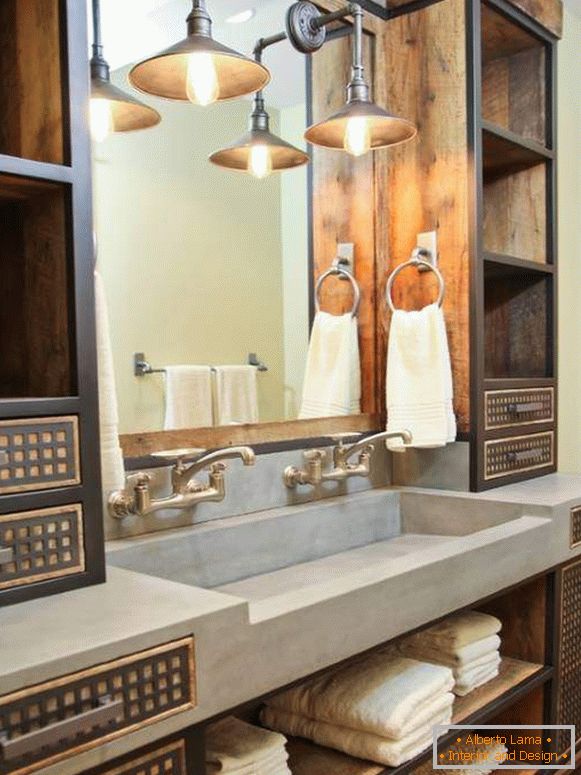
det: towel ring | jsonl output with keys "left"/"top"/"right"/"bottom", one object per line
{"left": 386, "top": 250, "right": 445, "bottom": 313}
{"left": 315, "top": 266, "right": 361, "bottom": 318}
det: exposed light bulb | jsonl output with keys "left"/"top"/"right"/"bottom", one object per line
{"left": 248, "top": 145, "right": 272, "bottom": 178}
{"left": 186, "top": 53, "right": 219, "bottom": 106}
{"left": 344, "top": 116, "right": 371, "bottom": 157}
{"left": 90, "top": 99, "right": 114, "bottom": 143}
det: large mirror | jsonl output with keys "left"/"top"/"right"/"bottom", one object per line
{"left": 92, "top": 0, "right": 368, "bottom": 445}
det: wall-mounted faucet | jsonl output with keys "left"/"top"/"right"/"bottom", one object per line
{"left": 109, "top": 446, "right": 256, "bottom": 519}
{"left": 283, "top": 430, "right": 412, "bottom": 489}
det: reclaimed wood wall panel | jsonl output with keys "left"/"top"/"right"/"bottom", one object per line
{"left": 381, "top": 0, "right": 471, "bottom": 432}
{"left": 310, "top": 31, "right": 379, "bottom": 416}
{"left": 506, "top": 0, "right": 563, "bottom": 38}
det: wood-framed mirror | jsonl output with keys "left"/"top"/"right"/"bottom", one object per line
{"left": 91, "top": 1, "right": 389, "bottom": 468}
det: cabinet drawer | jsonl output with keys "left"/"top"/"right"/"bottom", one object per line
{"left": 90, "top": 738, "right": 187, "bottom": 775}
{"left": 0, "top": 638, "right": 196, "bottom": 775}
{"left": 484, "top": 388, "right": 554, "bottom": 431}
{"left": 0, "top": 504, "right": 85, "bottom": 591}
{"left": 556, "top": 559, "right": 581, "bottom": 752}
{"left": 484, "top": 431, "right": 554, "bottom": 480}
{"left": 0, "top": 417, "right": 80, "bottom": 495}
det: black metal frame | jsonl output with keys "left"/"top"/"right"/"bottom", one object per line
{"left": 466, "top": 0, "right": 559, "bottom": 491}
{"left": 0, "top": 0, "right": 105, "bottom": 605}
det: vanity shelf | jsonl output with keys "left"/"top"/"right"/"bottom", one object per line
{"left": 286, "top": 659, "right": 551, "bottom": 775}
{"left": 483, "top": 252, "right": 554, "bottom": 277}
{"left": 482, "top": 123, "right": 552, "bottom": 182}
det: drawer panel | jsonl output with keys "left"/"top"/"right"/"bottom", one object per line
{"left": 556, "top": 559, "right": 581, "bottom": 752}
{"left": 93, "top": 739, "right": 187, "bottom": 775}
{"left": 0, "top": 505, "right": 85, "bottom": 591}
{"left": 570, "top": 506, "right": 581, "bottom": 549}
{"left": 0, "top": 638, "right": 196, "bottom": 775}
{"left": 484, "top": 431, "right": 554, "bottom": 481}
{"left": 485, "top": 388, "right": 554, "bottom": 431}
{"left": 0, "top": 417, "right": 80, "bottom": 495}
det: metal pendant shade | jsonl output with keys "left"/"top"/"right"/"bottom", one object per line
{"left": 305, "top": 99, "right": 417, "bottom": 151}
{"left": 90, "top": 0, "right": 160, "bottom": 134}
{"left": 128, "top": 1, "right": 270, "bottom": 101}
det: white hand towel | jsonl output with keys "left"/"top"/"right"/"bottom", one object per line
{"left": 205, "top": 717, "right": 290, "bottom": 774}
{"left": 261, "top": 704, "right": 452, "bottom": 768}
{"left": 164, "top": 365, "right": 213, "bottom": 430}
{"left": 454, "top": 653, "right": 501, "bottom": 683}
{"left": 454, "top": 661, "right": 501, "bottom": 697}
{"left": 386, "top": 303, "right": 456, "bottom": 449}
{"left": 400, "top": 635, "right": 501, "bottom": 668}
{"left": 299, "top": 311, "right": 361, "bottom": 419}
{"left": 214, "top": 366, "right": 259, "bottom": 425}
{"left": 264, "top": 652, "right": 454, "bottom": 740}
{"left": 94, "top": 270, "right": 125, "bottom": 493}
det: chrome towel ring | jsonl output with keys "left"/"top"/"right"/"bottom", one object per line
{"left": 315, "top": 263, "right": 361, "bottom": 318}
{"left": 386, "top": 248, "right": 445, "bottom": 313}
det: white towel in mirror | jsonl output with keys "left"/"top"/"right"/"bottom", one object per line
{"left": 164, "top": 365, "right": 213, "bottom": 430}
{"left": 299, "top": 311, "right": 361, "bottom": 419}
{"left": 94, "top": 270, "right": 125, "bottom": 494}
{"left": 214, "top": 365, "right": 259, "bottom": 426}
{"left": 386, "top": 303, "right": 456, "bottom": 449}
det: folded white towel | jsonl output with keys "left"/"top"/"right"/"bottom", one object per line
{"left": 454, "top": 662, "right": 500, "bottom": 697}
{"left": 455, "top": 653, "right": 501, "bottom": 684}
{"left": 264, "top": 652, "right": 454, "bottom": 740}
{"left": 205, "top": 717, "right": 290, "bottom": 774}
{"left": 261, "top": 704, "right": 452, "bottom": 767}
{"left": 400, "top": 635, "right": 501, "bottom": 668}
{"left": 214, "top": 366, "right": 259, "bottom": 425}
{"left": 164, "top": 365, "right": 213, "bottom": 430}
{"left": 386, "top": 303, "right": 456, "bottom": 449}
{"left": 401, "top": 612, "right": 502, "bottom": 651}
{"left": 299, "top": 311, "right": 361, "bottom": 419}
{"left": 94, "top": 270, "right": 125, "bottom": 493}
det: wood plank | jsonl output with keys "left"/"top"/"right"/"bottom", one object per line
{"left": 288, "top": 738, "right": 385, "bottom": 775}
{"left": 482, "top": 125, "right": 551, "bottom": 181}
{"left": 506, "top": 0, "right": 563, "bottom": 38}
{"left": 382, "top": 0, "right": 470, "bottom": 433}
{"left": 310, "top": 31, "right": 378, "bottom": 417}
{"left": 120, "top": 414, "right": 379, "bottom": 458}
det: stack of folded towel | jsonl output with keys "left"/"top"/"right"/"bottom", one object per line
{"left": 261, "top": 651, "right": 455, "bottom": 767}
{"left": 205, "top": 716, "right": 291, "bottom": 775}
{"left": 398, "top": 611, "right": 502, "bottom": 697}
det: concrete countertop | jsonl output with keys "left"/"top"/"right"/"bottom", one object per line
{"left": 1, "top": 473, "right": 580, "bottom": 775}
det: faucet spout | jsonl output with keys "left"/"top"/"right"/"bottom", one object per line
{"left": 173, "top": 446, "right": 255, "bottom": 491}
{"left": 334, "top": 429, "right": 412, "bottom": 467}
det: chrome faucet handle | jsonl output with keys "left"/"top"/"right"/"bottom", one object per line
{"left": 304, "top": 448, "right": 327, "bottom": 462}
{"left": 284, "top": 449, "right": 327, "bottom": 488}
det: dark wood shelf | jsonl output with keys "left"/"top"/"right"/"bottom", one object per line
{"left": 483, "top": 377, "right": 555, "bottom": 391}
{"left": 483, "top": 252, "right": 554, "bottom": 277}
{"left": 482, "top": 122, "right": 553, "bottom": 182}
{"left": 287, "top": 659, "right": 552, "bottom": 775}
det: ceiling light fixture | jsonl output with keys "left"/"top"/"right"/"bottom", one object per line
{"left": 225, "top": 8, "right": 256, "bottom": 24}
{"left": 210, "top": 35, "right": 309, "bottom": 177}
{"left": 286, "top": 1, "right": 417, "bottom": 156}
{"left": 90, "top": 0, "right": 161, "bottom": 142}
{"left": 129, "top": 0, "right": 270, "bottom": 105}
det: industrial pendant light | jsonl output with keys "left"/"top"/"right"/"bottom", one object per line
{"left": 90, "top": 0, "right": 161, "bottom": 142}
{"left": 210, "top": 36, "right": 308, "bottom": 178}
{"left": 299, "top": 3, "right": 417, "bottom": 155}
{"left": 129, "top": 0, "right": 270, "bottom": 105}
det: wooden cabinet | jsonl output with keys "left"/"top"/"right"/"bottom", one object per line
{"left": 383, "top": 0, "right": 561, "bottom": 491}
{"left": 0, "top": 1, "right": 105, "bottom": 605}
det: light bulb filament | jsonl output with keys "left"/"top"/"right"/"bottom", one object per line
{"left": 186, "top": 53, "right": 219, "bottom": 106}
{"left": 248, "top": 145, "right": 272, "bottom": 178}
{"left": 344, "top": 116, "right": 371, "bottom": 157}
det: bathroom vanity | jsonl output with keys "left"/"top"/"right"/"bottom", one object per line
{"left": 0, "top": 0, "right": 575, "bottom": 774}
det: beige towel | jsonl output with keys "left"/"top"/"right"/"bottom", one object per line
{"left": 205, "top": 717, "right": 290, "bottom": 774}
{"left": 261, "top": 704, "right": 452, "bottom": 767}
{"left": 400, "top": 635, "right": 501, "bottom": 667}
{"left": 454, "top": 662, "right": 500, "bottom": 697}
{"left": 264, "top": 652, "right": 454, "bottom": 740}
{"left": 299, "top": 311, "right": 361, "bottom": 419}
{"left": 164, "top": 365, "right": 213, "bottom": 430}
{"left": 386, "top": 303, "right": 456, "bottom": 449}
{"left": 94, "top": 270, "right": 125, "bottom": 493}
{"left": 401, "top": 612, "right": 501, "bottom": 650}
{"left": 214, "top": 366, "right": 259, "bottom": 425}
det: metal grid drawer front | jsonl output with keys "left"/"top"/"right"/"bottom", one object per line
{"left": 570, "top": 507, "right": 581, "bottom": 549}
{"left": 0, "top": 417, "right": 80, "bottom": 495}
{"left": 0, "top": 639, "right": 196, "bottom": 775}
{"left": 97, "top": 740, "right": 187, "bottom": 775}
{"left": 557, "top": 559, "right": 581, "bottom": 752}
{"left": 484, "top": 431, "right": 554, "bottom": 480}
{"left": 485, "top": 388, "right": 554, "bottom": 430}
{"left": 0, "top": 505, "right": 85, "bottom": 591}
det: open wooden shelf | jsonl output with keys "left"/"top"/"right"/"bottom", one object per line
{"left": 286, "top": 659, "right": 550, "bottom": 775}
{"left": 482, "top": 123, "right": 552, "bottom": 182}
{"left": 480, "top": 2, "right": 548, "bottom": 147}
{"left": 483, "top": 251, "right": 554, "bottom": 278}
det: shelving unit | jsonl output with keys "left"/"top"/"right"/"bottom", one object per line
{"left": 0, "top": 0, "right": 104, "bottom": 606}
{"left": 287, "top": 659, "right": 551, "bottom": 775}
